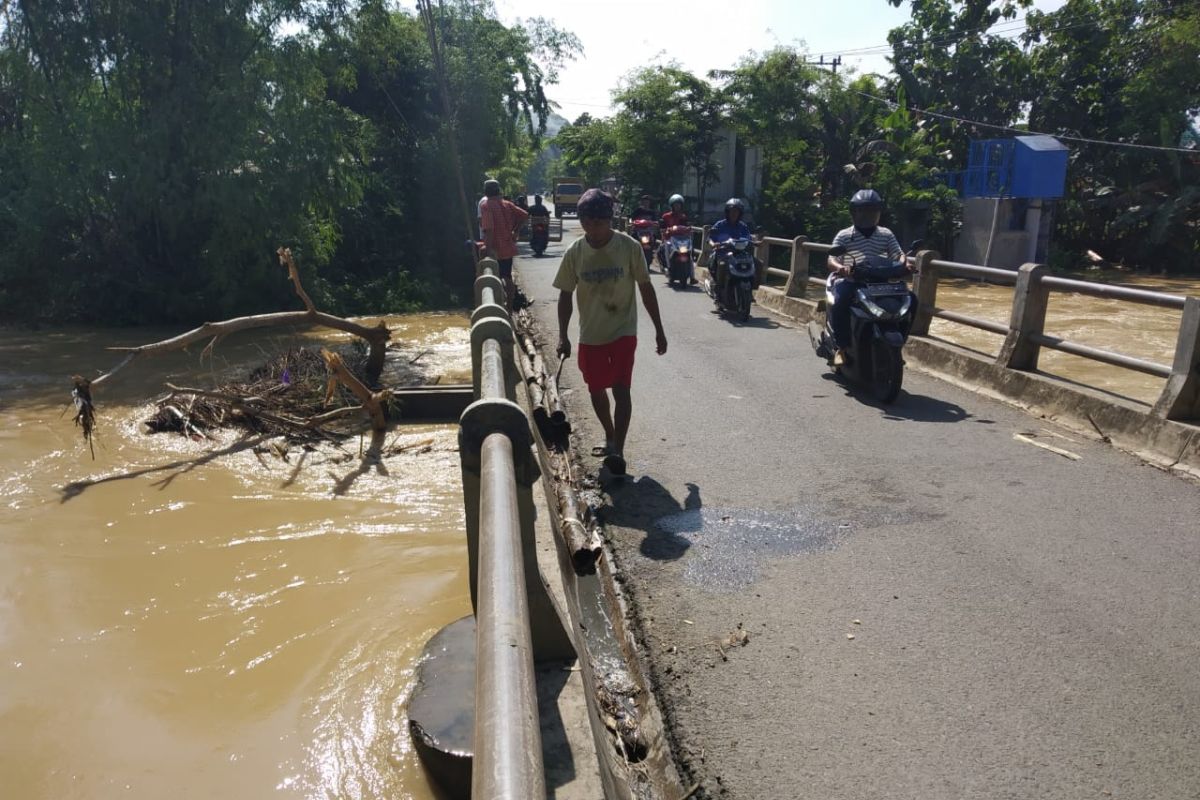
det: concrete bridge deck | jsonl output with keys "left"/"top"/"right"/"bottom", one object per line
{"left": 518, "top": 218, "right": 1200, "bottom": 799}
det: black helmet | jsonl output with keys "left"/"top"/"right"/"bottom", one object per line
{"left": 534, "top": 194, "right": 543, "bottom": 203}
{"left": 849, "top": 189, "right": 884, "bottom": 209}
{"left": 724, "top": 197, "right": 745, "bottom": 219}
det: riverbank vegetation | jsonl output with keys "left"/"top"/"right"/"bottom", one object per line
{"left": 0, "top": 0, "right": 578, "bottom": 324}
{"left": 555, "top": 0, "right": 1199, "bottom": 272}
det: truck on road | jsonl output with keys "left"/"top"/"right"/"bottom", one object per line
{"left": 552, "top": 178, "right": 584, "bottom": 218}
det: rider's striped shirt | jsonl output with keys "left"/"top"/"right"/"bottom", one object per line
{"left": 832, "top": 225, "right": 902, "bottom": 266}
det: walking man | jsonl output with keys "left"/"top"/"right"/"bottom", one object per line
{"left": 555, "top": 189, "right": 667, "bottom": 476}
{"left": 479, "top": 179, "right": 528, "bottom": 308}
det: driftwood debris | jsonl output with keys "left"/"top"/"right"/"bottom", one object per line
{"left": 71, "top": 248, "right": 396, "bottom": 449}
{"left": 510, "top": 310, "right": 603, "bottom": 573}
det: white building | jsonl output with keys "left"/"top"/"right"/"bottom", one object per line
{"left": 680, "top": 126, "right": 763, "bottom": 224}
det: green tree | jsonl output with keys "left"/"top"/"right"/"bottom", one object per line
{"left": 556, "top": 113, "right": 616, "bottom": 187}
{"left": 886, "top": 0, "right": 1034, "bottom": 158}
{"left": 1022, "top": 0, "right": 1200, "bottom": 270}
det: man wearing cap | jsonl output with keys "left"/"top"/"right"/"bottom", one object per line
{"left": 555, "top": 189, "right": 667, "bottom": 476}
{"left": 479, "top": 179, "right": 528, "bottom": 308}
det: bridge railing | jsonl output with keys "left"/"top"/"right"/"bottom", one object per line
{"left": 458, "top": 258, "right": 575, "bottom": 798}
{"left": 722, "top": 231, "right": 1200, "bottom": 422}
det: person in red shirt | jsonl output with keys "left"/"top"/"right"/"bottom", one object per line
{"left": 479, "top": 179, "right": 529, "bottom": 308}
{"left": 657, "top": 194, "right": 696, "bottom": 283}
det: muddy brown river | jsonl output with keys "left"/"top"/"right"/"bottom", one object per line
{"left": 0, "top": 314, "right": 472, "bottom": 800}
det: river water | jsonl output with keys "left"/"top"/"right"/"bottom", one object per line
{"left": 0, "top": 314, "right": 472, "bottom": 800}
{"left": 929, "top": 273, "right": 1199, "bottom": 404}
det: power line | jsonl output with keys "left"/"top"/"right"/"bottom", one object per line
{"left": 854, "top": 90, "right": 1200, "bottom": 155}
{"left": 806, "top": 12, "right": 1116, "bottom": 61}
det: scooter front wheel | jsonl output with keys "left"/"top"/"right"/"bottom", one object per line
{"left": 871, "top": 339, "right": 904, "bottom": 403}
{"left": 735, "top": 281, "right": 752, "bottom": 322}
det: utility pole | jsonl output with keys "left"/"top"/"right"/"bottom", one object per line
{"left": 809, "top": 55, "right": 842, "bottom": 74}
{"left": 416, "top": 0, "right": 476, "bottom": 255}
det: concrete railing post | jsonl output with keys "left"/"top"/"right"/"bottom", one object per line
{"left": 754, "top": 238, "right": 769, "bottom": 285}
{"left": 784, "top": 236, "right": 809, "bottom": 298}
{"left": 999, "top": 263, "right": 1050, "bottom": 371}
{"left": 698, "top": 225, "right": 712, "bottom": 268}
{"left": 1152, "top": 296, "right": 1200, "bottom": 421}
{"left": 909, "top": 250, "right": 940, "bottom": 336}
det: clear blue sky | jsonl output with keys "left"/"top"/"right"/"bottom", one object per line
{"left": 490, "top": 0, "right": 1067, "bottom": 123}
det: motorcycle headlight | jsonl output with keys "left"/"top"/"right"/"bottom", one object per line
{"left": 856, "top": 290, "right": 891, "bottom": 319}
{"left": 640, "top": 236, "right": 650, "bottom": 244}
{"left": 678, "top": 245, "right": 690, "bottom": 253}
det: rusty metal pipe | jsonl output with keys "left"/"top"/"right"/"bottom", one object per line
{"left": 473, "top": 432, "right": 546, "bottom": 799}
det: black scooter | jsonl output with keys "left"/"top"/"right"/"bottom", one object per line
{"left": 529, "top": 215, "right": 550, "bottom": 256}
{"left": 704, "top": 238, "right": 756, "bottom": 322}
{"left": 807, "top": 242, "right": 920, "bottom": 403}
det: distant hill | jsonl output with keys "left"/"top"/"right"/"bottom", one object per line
{"left": 541, "top": 112, "right": 569, "bottom": 138}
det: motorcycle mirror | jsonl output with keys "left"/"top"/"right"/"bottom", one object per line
{"left": 828, "top": 245, "right": 847, "bottom": 257}
{"left": 908, "top": 239, "right": 924, "bottom": 252}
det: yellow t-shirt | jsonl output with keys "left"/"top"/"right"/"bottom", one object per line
{"left": 553, "top": 231, "right": 650, "bottom": 346}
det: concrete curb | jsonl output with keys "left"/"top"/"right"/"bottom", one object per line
{"left": 754, "top": 286, "right": 1200, "bottom": 483}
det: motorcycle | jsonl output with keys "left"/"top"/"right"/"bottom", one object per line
{"left": 529, "top": 214, "right": 550, "bottom": 256}
{"left": 704, "top": 238, "right": 756, "bottom": 322}
{"left": 807, "top": 241, "right": 921, "bottom": 404}
{"left": 662, "top": 224, "right": 694, "bottom": 287}
{"left": 630, "top": 218, "right": 658, "bottom": 266}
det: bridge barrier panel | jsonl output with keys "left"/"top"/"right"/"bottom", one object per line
{"left": 753, "top": 225, "right": 1199, "bottom": 420}
{"left": 1153, "top": 297, "right": 1200, "bottom": 421}
{"left": 441, "top": 263, "right": 579, "bottom": 799}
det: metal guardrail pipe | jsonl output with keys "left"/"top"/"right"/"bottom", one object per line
{"left": 480, "top": 339, "right": 506, "bottom": 400}
{"left": 1030, "top": 334, "right": 1173, "bottom": 378}
{"left": 473, "top": 431, "right": 546, "bottom": 800}
{"left": 1040, "top": 276, "right": 1187, "bottom": 310}
{"left": 930, "top": 260, "right": 1020, "bottom": 285}
{"left": 932, "top": 308, "right": 1009, "bottom": 335}
{"left": 762, "top": 236, "right": 794, "bottom": 246}
{"left": 766, "top": 267, "right": 791, "bottom": 278}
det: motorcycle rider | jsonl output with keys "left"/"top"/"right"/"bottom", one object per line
{"left": 527, "top": 194, "right": 551, "bottom": 255}
{"left": 629, "top": 194, "right": 657, "bottom": 222}
{"left": 707, "top": 198, "right": 754, "bottom": 298}
{"left": 658, "top": 193, "right": 696, "bottom": 283}
{"left": 825, "top": 189, "right": 906, "bottom": 366}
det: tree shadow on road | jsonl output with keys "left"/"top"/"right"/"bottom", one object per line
{"left": 603, "top": 478, "right": 702, "bottom": 562}
{"left": 819, "top": 373, "right": 972, "bottom": 423}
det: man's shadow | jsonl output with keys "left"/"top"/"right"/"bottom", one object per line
{"left": 603, "top": 478, "right": 702, "bottom": 562}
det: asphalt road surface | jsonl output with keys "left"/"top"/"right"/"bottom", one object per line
{"left": 518, "top": 215, "right": 1200, "bottom": 800}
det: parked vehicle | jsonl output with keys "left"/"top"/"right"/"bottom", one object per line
{"left": 662, "top": 224, "right": 693, "bottom": 287}
{"left": 806, "top": 242, "right": 921, "bottom": 403}
{"left": 630, "top": 218, "right": 658, "bottom": 266}
{"left": 552, "top": 178, "right": 583, "bottom": 218}
{"left": 529, "top": 215, "right": 550, "bottom": 256}
{"left": 704, "top": 238, "right": 756, "bottom": 321}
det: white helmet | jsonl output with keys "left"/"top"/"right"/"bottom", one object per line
{"left": 668, "top": 193, "right": 684, "bottom": 208}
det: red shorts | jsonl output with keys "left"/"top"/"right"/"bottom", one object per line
{"left": 577, "top": 336, "right": 637, "bottom": 392}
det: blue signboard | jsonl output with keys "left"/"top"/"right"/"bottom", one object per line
{"left": 953, "top": 135, "right": 1068, "bottom": 199}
